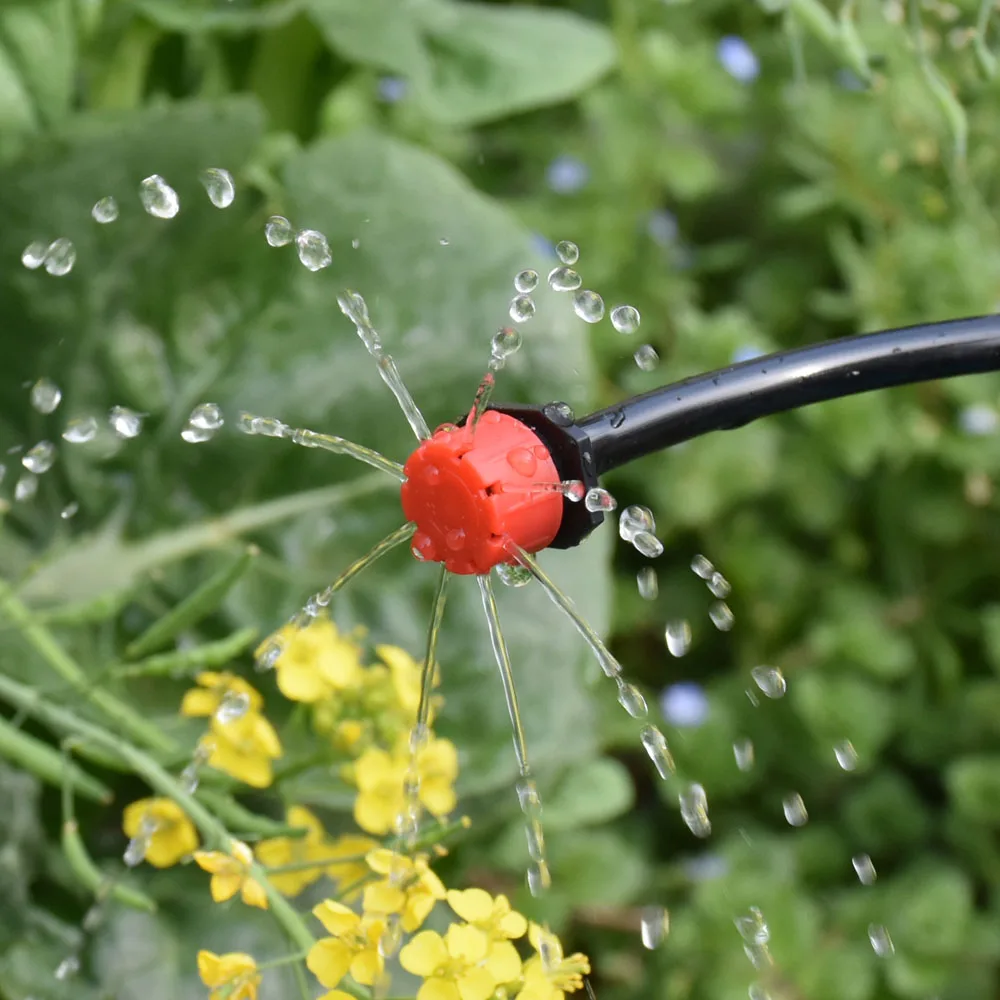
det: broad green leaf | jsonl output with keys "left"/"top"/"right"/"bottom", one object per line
{"left": 542, "top": 756, "right": 635, "bottom": 831}
{"left": 946, "top": 756, "right": 1000, "bottom": 826}
{"left": 134, "top": 0, "right": 306, "bottom": 31}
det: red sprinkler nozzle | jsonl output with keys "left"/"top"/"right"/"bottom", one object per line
{"left": 400, "top": 410, "right": 564, "bottom": 574}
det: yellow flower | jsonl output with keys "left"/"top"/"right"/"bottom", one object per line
{"left": 352, "top": 737, "right": 458, "bottom": 835}
{"left": 122, "top": 797, "right": 198, "bottom": 868}
{"left": 265, "top": 618, "right": 364, "bottom": 703}
{"left": 306, "top": 899, "right": 385, "bottom": 990}
{"left": 200, "top": 710, "right": 282, "bottom": 788}
{"left": 446, "top": 888, "right": 527, "bottom": 941}
{"left": 375, "top": 644, "right": 439, "bottom": 718}
{"left": 180, "top": 672, "right": 263, "bottom": 719}
{"left": 194, "top": 840, "right": 268, "bottom": 909}
{"left": 363, "top": 849, "right": 446, "bottom": 932}
{"left": 324, "top": 834, "right": 380, "bottom": 901}
{"left": 197, "top": 951, "right": 261, "bottom": 1000}
{"left": 254, "top": 806, "right": 328, "bottom": 897}
{"left": 517, "top": 925, "right": 591, "bottom": 1000}
{"left": 400, "top": 924, "right": 522, "bottom": 1000}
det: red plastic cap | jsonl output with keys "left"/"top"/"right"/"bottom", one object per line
{"left": 400, "top": 410, "right": 563, "bottom": 575}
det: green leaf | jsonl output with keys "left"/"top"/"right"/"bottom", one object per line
{"left": 542, "top": 756, "right": 635, "bottom": 832}
{"left": 946, "top": 756, "right": 1000, "bottom": 826}
{"left": 134, "top": 0, "right": 306, "bottom": 32}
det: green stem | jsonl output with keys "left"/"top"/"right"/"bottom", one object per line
{"left": 0, "top": 579, "right": 176, "bottom": 755}
{"left": 0, "top": 672, "right": 315, "bottom": 954}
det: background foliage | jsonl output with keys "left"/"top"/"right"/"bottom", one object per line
{"left": 1, "top": 0, "right": 1000, "bottom": 998}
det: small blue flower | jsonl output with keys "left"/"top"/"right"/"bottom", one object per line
{"left": 546, "top": 155, "right": 590, "bottom": 195}
{"left": 530, "top": 233, "right": 557, "bottom": 260}
{"left": 732, "top": 345, "right": 765, "bottom": 364}
{"left": 660, "top": 682, "right": 710, "bottom": 728}
{"left": 646, "top": 209, "right": 679, "bottom": 248}
{"left": 683, "top": 853, "right": 728, "bottom": 882}
{"left": 377, "top": 76, "right": 408, "bottom": 103}
{"left": 959, "top": 404, "right": 998, "bottom": 436}
{"left": 717, "top": 36, "right": 760, "bottom": 84}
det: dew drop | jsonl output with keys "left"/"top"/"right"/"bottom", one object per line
{"left": 782, "top": 792, "right": 808, "bottom": 826}
{"left": 707, "top": 571, "right": 731, "bottom": 598}
{"left": 491, "top": 326, "right": 522, "bottom": 360}
{"left": 637, "top": 566, "right": 658, "bottom": 600}
{"left": 573, "top": 290, "right": 605, "bottom": 324}
{"left": 611, "top": 304, "right": 641, "bottom": 334}
{"left": 640, "top": 906, "right": 669, "bottom": 949}
{"left": 547, "top": 266, "right": 582, "bottom": 292}
{"left": 542, "top": 401, "right": 575, "bottom": 423}
{"left": 60, "top": 501, "right": 79, "bottom": 520}
{"left": 619, "top": 504, "right": 655, "bottom": 541}
{"left": 497, "top": 563, "right": 533, "bottom": 587}
{"left": 679, "top": 782, "right": 711, "bottom": 838}
{"left": 109, "top": 406, "right": 143, "bottom": 439}
{"left": 14, "top": 473, "right": 38, "bottom": 502}
{"left": 750, "top": 666, "right": 786, "bottom": 698}
{"left": 296, "top": 229, "right": 333, "bottom": 271}
{"left": 709, "top": 601, "right": 735, "bottom": 631}
{"left": 691, "top": 554, "right": 714, "bottom": 579}
{"left": 215, "top": 690, "right": 251, "bottom": 724}
{"left": 733, "top": 738, "right": 755, "bottom": 771}
{"left": 868, "top": 924, "right": 894, "bottom": 957}
{"left": 664, "top": 620, "right": 692, "bottom": 657}
{"left": 265, "top": 215, "right": 294, "bottom": 246}
{"left": 834, "top": 739, "right": 858, "bottom": 770}
{"left": 514, "top": 269, "right": 539, "bottom": 293}
{"left": 633, "top": 530, "right": 664, "bottom": 558}
{"left": 616, "top": 678, "right": 648, "bottom": 718}
{"left": 200, "top": 167, "right": 236, "bottom": 208}
{"left": 852, "top": 853, "right": 877, "bottom": 884}
{"left": 44, "top": 238, "right": 76, "bottom": 276}
{"left": 62, "top": 416, "right": 98, "bottom": 443}
{"left": 640, "top": 724, "right": 674, "bottom": 778}
{"left": 584, "top": 487, "right": 617, "bottom": 512}
{"left": 54, "top": 956, "right": 80, "bottom": 981}
{"left": 445, "top": 528, "right": 466, "bottom": 550}
{"left": 506, "top": 447, "right": 537, "bottom": 477}
{"left": 634, "top": 344, "right": 659, "bottom": 371}
{"left": 509, "top": 294, "right": 536, "bottom": 323}
{"left": 555, "top": 240, "right": 579, "bottom": 264}
{"left": 139, "top": 174, "right": 180, "bottom": 219}
{"left": 22, "top": 441, "right": 55, "bottom": 474}
{"left": 21, "top": 240, "right": 48, "bottom": 269}
{"left": 92, "top": 196, "right": 119, "bottom": 223}
{"left": 30, "top": 378, "right": 62, "bottom": 414}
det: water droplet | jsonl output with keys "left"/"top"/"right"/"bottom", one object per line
{"left": 834, "top": 739, "right": 858, "bottom": 770}
{"left": 491, "top": 326, "right": 522, "bottom": 360}
{"left": 514, "top": 269, "right": 539, "bottom": 293}
{"left": 616, "top": 678, "right": 648, "bottom": 718}
{"left": 378, "top": 915, "right": 404, "bottom": 958}
{"left": 640, "top": 724, "right": 674, "bottom": 778}
{"left": 664, "top": 620, "right": 692, "bottom": 657}
{"left": 109, "top": 406, "right": 142, "bottom": 439}
{"left": 139, "top": 174, "right": 179, "bottom": 219}
{"left": 215, "top": 690, "right": 251, "bottom": 724}
{"left": 60, "top": 501, "right": 79, "bottom": 520}
{"left": 123, "top": 835, "right": 148, "bottom": 867}
{"left": 497, "top": 563, "right": 533, "bottom": 587}
{"left": 709, "top": 601, "right": 735, "bottom": 631}
{"left": 634, "top": 344, "right": 659, "bottom": 371}
{"left": 547, "top": 266, "right": 582, "bottom": 292}
{"left": 707, "top": 571, "right": 731, "bottom": 598}
{"left": 62, "top": 416, "right": 98, "bottom": 443}
{"left": 610, "top": 304, "right": 641, "bottom": 334}
{"left": 637, "top": 567, "right": 658, "bottom": 600}
{"left": 542, "top": 401, "right": 575, "bottom": 423}
{"left": 608, "top": 407, "right": 626, "bottom": 429}
{"left": 735, "top": 907, "right": 769, "bottom": 945}
{"left": 555, "top": 240, "right": 580, "bottom": 264}
{"left": 868, "top": 923, "right": 894, "bottom": 957}
{"left": 562, "top": 480, "right": 586, "bottom": 502}
{"left": 30, "top": 378, "right": 61, "bottom": 414}
{"left": 82, "top": 904, "right": 104, "bottom": 932}
{"left": 852, "top": 853, "right": 877, "bottom": 884}
{"left": 524, "top": 817, "right": 545, "bottom": 861}
{"left": 22, "top": 441, "right": 55, "bottom": 474}
{"left": 750, "top": 666, "right": 786, "bottom": 698}
{"left": 21, "top": 240, "right": 48, "bottom": 269}
{"left": 679, "top": 783, "right": 711, "bottom": 837}
{"left": 265, "top": 215, "right": 294, "bottom": 246}
{"left": 584, "top": 487, "right": 616, "bottom": 512}
{"left": 733, "top": 738, "right": 755, "bottom": 771}
{"left": 782, "top": 792, "right": 808, "bottom": 826}
{"left": 179, "top": 763, "right": 200, "bottom": 795}
{"left": 640, "top": 906, "right": 669, "bottom": 949}
{"left": 633, "top": 530, "right": 663, "bottom": 558}
{"left": 445, "top": 528, "right": 466, "bottom": 550}
{"left": 748, "top": 985, "right": 772, "bottom": 1000}
{"left": 55, "top": 956, "right": 80, "bottom": 981}
{"left": 527, "top": 860, "right": 551, "bottom": 896}
{"left": 200, "top": 167, "right": 235, "bottom": 208}
{"left": 14, "top": 473, "right": 37, "bottom": 502}
{"left": 619, "top": 504, "right": 655, "bottom": 541}
{"left": 296, "top": 229, "right": 332, "bottom": 270}
{"left": 573, "top": 290, "right": 605, "bottom": 324}
{"left": 182, "top": 402, "right": 224, "bottom": 444}
{"left": 516, "top": 777, "right": 542, "bottom": 817}
{"left": 691, "top": 554, "right": 714, "bottom": 578}
{"left": 507, "top": 447, "right": 537, "bottom": 477}
{"left": 44, "top": 238, "right": 76, "bottom": 276}
{"left": 508, "top": 294, "right": 536, "bottom": 323}
{"left": 91, "top": 196, "right": 119, "bottom": 223}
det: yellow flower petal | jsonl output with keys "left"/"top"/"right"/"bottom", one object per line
{"left": 363, "top": 881, "right": 406, "bottom": 915}
{"left": 307, "top": 939, "right": 353, "bottom": 988}
{"left": 276, "top": 660, "right": 331, "bottom": 702}
{"left": 319, "top": 993, "right": 358, "bottom": 1000}
{"left": 400, "top": 930, "right": 448, "bottom": 977}
{"left": 446, "top": 888, "right": 493, "bottom": 924}
{"left": 312, "top": 900, "right": 360, "bottom": 936}
{"left": 456, "top": 966, "right": 496, "bottom": 1000}
{"left": 241, "top": 877, "right": 269, "bottom": 909}
{"left": 354, "top": 790, "right": 395, "bottom": 835}
{"left": 210, "top": 872, "right": 242, "bottom": 902}
{"left": 486, "top": 940, "right": 522, "bottom": 983}
{"left": 349, "top": 948, "right": 383, "bottom": 986}
{"left": 180, "top": 688, "right": 219, "bottom": 718}
{"left": 194, "top": 850, "right": 233, "bottom": 875}
{"left": 287, "top": 806, "right": 324, "bottom": 840}
{"left": 498, "top": 909, "right": 528, "bottom": 938}
{"left": 364, "top": 848, "right": 397, "bottom": 875}
{"left": 445, "top": 923, "right": 487, "bottom": 964}
{"left": 418, "top": 979, "right": 462, "bottom": 1000}
{"left": 197, "top": 950, "right": 225, "bottom": 987}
